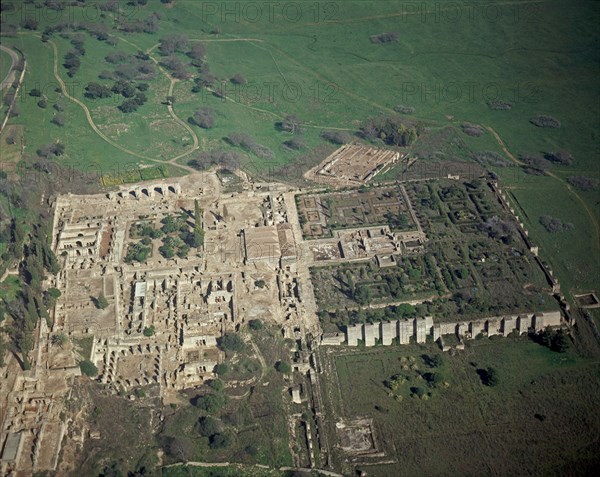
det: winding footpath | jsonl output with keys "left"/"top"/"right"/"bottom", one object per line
{"left": 0, "top": 44, "right": 19, "bottom": 90}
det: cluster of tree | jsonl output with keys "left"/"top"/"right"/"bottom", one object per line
{"left": 41, "top": 21, "right": 116, "bottom": 45}
{"left": 361, "top": 115, "right": 420, "bottom": 146}
{"left": 193, "top": 392, "right": 227, "bottom": 414}
{"left": 482, "top": 216, "right": 517, "bottom": 244}
{"left": 461, "top": 122, "right": 485, "bottom": 137}
{"left": 63, "top": 47, "right": 83, "bottom": 78}
{"left": 384, "top": 211, "right": 409, "bottom": 229}
{"left": 37, "top": 142, "right": 65, "bottom": 159}
{"left": 370, "top": 32, "right": 399, "bottom": 44}
{"left": 160, "top": 56, "right": 190, "bottom": 80}
{"left": 192, "top": 69, "right": 217, "bottom": 92}
{"left": 118, "top": 91, "right": 147, "bottom": 113}
{"left": 124, "top": 241, "right": 152, "bottom": 263}
{"left": 320, "top": 130, "right": 353, "bottom": 145}
{"left": 473, "top": 151, "right": 512, "bottom": 168}
{"left": 520, "top": 155, "right": 551, "bottom": 176}
{"left": 197, "top": 416, "right": 231, "bottom": 449}
{"left": 84, "top": 83, "right": 113, "bottom": 99}
{"left": 99, "top": 52, "right": 156, "bottom": 83}
{"left": 487, "top": 99, "right": 513, "bottom": 110}
{"left": 530, "top": 115, "right": 561, "bottom": 128}
{"left": 537, "top": 327, "right": 570, "bottom": 352}
{"left": 225, "top": 133, "right": 274, "bottom": 159}
{"left": 283, "top": 137, "right": 305, "bottom": 150}
{"left": 190, "top": 107, "right": 216, "bottom": 129}
{"left": 277, "top": 114, "right": 303, "bottom": 134}
{"left": 159, "top": 34, "right": 189, "bottom": 55}
{"left": 567, "top": 176, "right": 598, "bottom": 191}
{"left": 544, "top": 151, "right": 573, "bottom": 166}
{"left": 0, "top": 217, "right": 61, "bottom": 369}
{"left": 188, "top": 150, "right": 243, "bottom": 171}
{"left": 118, "top": 11, "right": 161, "bottom": 34}
{"left": 189, "top": 200, "right": 205, "bottom": 248}
{"left": 539, "top": 215, "right": 574, "bottom": 233}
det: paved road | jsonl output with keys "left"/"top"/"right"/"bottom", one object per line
{"left": 0, "top": 44, "right": 19, "bottom": 90}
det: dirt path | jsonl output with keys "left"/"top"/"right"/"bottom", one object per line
{"left": 0, "top": 44, "right": 19, "bottom": 89}
{"left": 485, "top": 125, "right": 600, "bottom": 245}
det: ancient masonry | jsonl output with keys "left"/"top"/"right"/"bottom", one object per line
{"left": 321, "top": 310, "right": 563, "bottom": 348}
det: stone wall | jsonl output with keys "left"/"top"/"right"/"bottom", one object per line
{"left": 335, "top": 310, "right": 562, "bottom": 347}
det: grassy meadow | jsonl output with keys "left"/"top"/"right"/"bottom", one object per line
{"left": 321, "top": 337, "right": 600, "bottom": 476}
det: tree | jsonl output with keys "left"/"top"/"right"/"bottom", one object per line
{"left": 143, "top": 325, "right": 155, "bottom": 337}
{"left": 194, "top": 393, "right": 227, "bottom": 413}
{"left": 278, "top": 114, "right": 303, "bottom": 134}
{"left": 96, "top": 292, "right": 108, "bottom": 309}
{"left": 187, "top": 42, "right": 206, "bottom": 60}
{"left": 248, "top": 319, "right": 263, "bottom": 330}
{"left": 214, "top": 363, "right": 229, "bottom": 375}
{"left": 80, "top": 360, "right": 98, "bottom": 377}
{"left": 209, "top": 433, "right": 231, "bottom": 449}
{"left": 197, "top": 416, "right": 220, "bottom": 437}
{"left": 208, "top": 379, "right": 224, "bottom": 391}
{"left": 231, "top": 73, "right": 247, "bottom": 85}
{"left": 479, "top": 367, "right": 498, "bottom": 387}
{"left": 187, "top": 199, "right": 205, "bottom": 248}
{"left": 191, "top": 107, "right": 216, "bottom": 129}
{"left": 51, "top": 114, "right": 65, "bottom": 127}
{"left": 51, "top": 333, "right": 69, "bottom": 348}
{"left": 275, "top": 360, "right": 292, "bottom": 374}
{"left": 551, "top": 329, "right": 569, "bottom": 353}
{"left": 254, "top": 279, "right": 266, "bottom": 289}
{"left": 217, "top": 333, "right": 245, "bottom": 352}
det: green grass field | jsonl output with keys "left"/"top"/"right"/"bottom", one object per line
{"left": 0, "top": 46, "right": 12, "bottom": 85}
{"left": 320, "top": 337, "right": 600, "bottom": 476}
{"left": 1, "top": 1, "right": 597, "bottom": 301}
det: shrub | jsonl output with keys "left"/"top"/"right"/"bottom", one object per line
{"left": 208, "top": 379, "right": 224, "bottom": 391}
{"left": 370, "top": 32, "right": 399, "bottom": 44}
{"left": 473, "top": 151, "right": 512, "bottom": 168}
{"left": 567, "top": 176, "right": 598, "bottom": 191}
{"left": 225, "top": 133, "right": 274, "bottom": 159}
{"left": 80, "top": 360, "right": 98, "bottom": 377}
{"left": 209, "top": 433, "right": 231, "bottom": 449}
{"left": 394, "top": 104, "right": 415, "bottom": 114}
{"left": 248, "top": 319, "right": 263, "bottom": 330}
{"left": 283, "top": 138, "right": 305, "bottom": 150}
{"left": 214, "top": 363, "right": 229, "bottom": 375}
{"left": 231, "top": 73, "right": 247, "bottom": 85}
{"left": 51, "top": 114, "right": 65, "bottom": 127}
{"left": 486, "top": 99, "right": 513, "bottom": 110}
{"left": 530, "top": 115, "right": 560, "bottom": 128}
{"left": 275, "top": 360, "right": 292, "bottom": 374}
{"left": 461, "top": 123, "right": 484, "bottom": 137}
{"left": 539, "top": 215, "right": 574, "bottom": 233}
{"left": 320, "top": 130, "right": 352, "bottom": 145}
{"left": 191, "top": 107, "right": 216, "bottom": 129}
{"left": 96, "top": 292, "right": 109, "bottom": 309}
{"left": 544, "top": 151, "right": 573, "bottom": 166}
